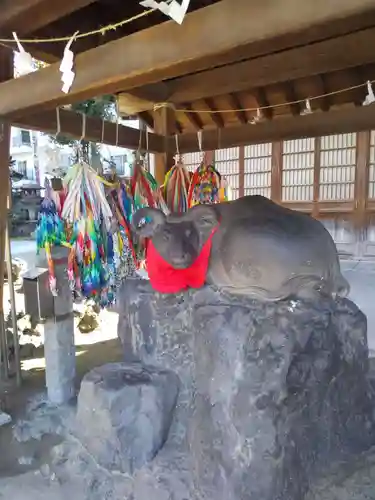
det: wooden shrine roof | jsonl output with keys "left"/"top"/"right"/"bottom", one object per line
{"left": 2, "top": 0, "right": 375, "bottom": 151}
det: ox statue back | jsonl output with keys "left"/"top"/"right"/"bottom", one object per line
{"left": 132, "top": 195, "right": 349, "bottom": 301}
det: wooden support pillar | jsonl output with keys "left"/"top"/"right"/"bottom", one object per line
{"left": 312, "top": 137, "right": 322, "bottom": 218}
{"left": 153, "top": 105, "right": 177, "bottom": 186}
{"left": 0, "top": 48, "right": 13, "bottom": 314}
{"left": 239, "top": 146, "right": 245, "bottom": 198}
{"left": 271, "top": 141, "right": 283, "bottom": 203}
{"left": 354, "top": 130, "right": 370, "bottom": 229}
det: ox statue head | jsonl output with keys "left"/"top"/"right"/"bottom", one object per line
{"left": 132, "top": 205, "right": 219, "bottom": 269}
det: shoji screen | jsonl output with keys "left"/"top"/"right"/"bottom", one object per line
{"left": 215, "top": 147, "right": 240, "bottom": 199}
{"left": 282, "top": 138, "right": 314, "bottom": 202}
{"left": 244, "top": 143, "right": 272, "bottom": 198}
{"left": 319, "top": 133, "right": 356, "bottom": 201}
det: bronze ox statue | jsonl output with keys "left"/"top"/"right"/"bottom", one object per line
{"left": 132, "top": 195, "right": 349, "bottom": 301}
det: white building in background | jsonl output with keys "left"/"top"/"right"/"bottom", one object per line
{"left": 10, "top": 128, "right": 36, "bottom": 180}
{"left": 10, "top": 119, "right": 150, "bottom": 186}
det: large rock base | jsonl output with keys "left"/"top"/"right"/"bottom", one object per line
{"left": 116, "top": 280, "right": 375, "bottom": 500}
{"left": 56, "top": 280, "right": 375, "bottom": 500}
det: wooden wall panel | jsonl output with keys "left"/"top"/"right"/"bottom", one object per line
{"left": 181, "top": 130, "right": 375, "bottom": 237}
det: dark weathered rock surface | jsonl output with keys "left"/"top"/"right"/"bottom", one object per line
{"left": 116, "top": 279, "right": 375, "bottom": 500}
{"left": 75, "top": 362, "right": 179, "bottom": 474}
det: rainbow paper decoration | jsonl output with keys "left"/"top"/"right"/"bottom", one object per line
{"left": 36, "top": 180, "right": 67, "bottom": 295}
{"left": 188, "top": 162, "right": 221, "bottom": 207}
{"left": 62, "top": 162, "right": 112, "bottom": 300}
{"left": 163, "top": 158, "right": 190, "bottom": 213}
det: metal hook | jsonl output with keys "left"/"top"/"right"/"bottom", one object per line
{"left": 175, "top": 134, "right": 180, "bottom": 156}
{"left": 55, "top": 107, "right": 61, "bottom": 138}
{"left": 115, "top": 116, "right": 119, "bottom": 147}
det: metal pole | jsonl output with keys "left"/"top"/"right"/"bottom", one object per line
{"left": 5, "top": 222, "right": 21, "bottom": 386}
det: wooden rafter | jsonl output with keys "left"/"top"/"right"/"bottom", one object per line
{"left": 1, "top": 0, "right": 375, "bottom": 117}
{"left": 176, "top": 120, "right": 183, "bottom": 134}
{"left": 128, "top": 27, "right": 375, "bottom": 108}
{"left": 228, "top": 93, "right": 248, "bottom": 124}
{"left": 316, "top": 75, "right": 331, "bottom": 112}
{"left": 183, "top": 103, "right": 204, "bottom": 130}
{"left": 204, "top": 98, "right": 224, "bottom": 128}
{"left": 252, "top": 88, "right": 273, "bottom": 120}
{"left": 282, "top": 82, "right": 301, "bottom": 116}
{"left": 11, "top": 108, "right": 165, "bottom": 152}
{"left": 170, "top": 104, "right": 375, "bottom": 153}
{"left": 350, "top": 66, "right": 367, "bottom": 106}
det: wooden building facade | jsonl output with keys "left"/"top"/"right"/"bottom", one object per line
{"left": 184, "top": 131, "right": 375, "bottom": 259}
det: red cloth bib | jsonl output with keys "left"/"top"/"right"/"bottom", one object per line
{"left": 146, "top": 228, "right": 217, "bottom": 294}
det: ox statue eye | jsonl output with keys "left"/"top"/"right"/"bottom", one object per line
{"left": 200, "top": 216, "right": 214, "bottom": 227}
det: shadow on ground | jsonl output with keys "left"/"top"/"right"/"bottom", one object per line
{"left": 0, "top": 337, "right": 123, "bottom": 478}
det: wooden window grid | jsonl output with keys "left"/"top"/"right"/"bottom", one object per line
{"left": 368, "top": 131, "right": 375, "bottom": 199}
{"left": 282, "top": 138, "right": 315, "bottom": 202}
{"left": 244, "top": 143, "right": 272, "bottom": 199}
{"left": 180, "top": 130, "right": 375, "bottom": 226}
{"left": 320, "top": 133, "right": 356, "bottom": 201}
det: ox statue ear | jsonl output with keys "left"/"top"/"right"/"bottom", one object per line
{"left": 189, "top": 204, "right": 219, "bottom": 232}
{"left": 132, "top": 207, "right": 166, "bottom": 238}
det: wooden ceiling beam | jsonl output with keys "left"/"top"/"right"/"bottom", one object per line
{"left": 1, "top": 0, "right": 375, "bottom": 117}
{"left": 171, "top": 104, "right": 375, "bottom": 153}
{"left": 138, "top": 111, "right": 154, "bottom": 130}
{"left": 10, "top": 108, "right": 165, "bottom": 153}
{"left": 0, "top": 0, "right": 96, "bottom": 34}
{"left": 137, "top": 27, "right": 375, "bottom": 107}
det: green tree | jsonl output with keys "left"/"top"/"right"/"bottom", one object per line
{"left": 30, "top": 59, "right": 116, "bottom": 173}
{"left": 49, "top": 95, "right": 116, "bottom": 172}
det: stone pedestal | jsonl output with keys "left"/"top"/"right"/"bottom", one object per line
{"left": 115, "top": 279, "right": 375, "bottom": 500}
{"left": 76, "top": 363, "right": 179, "bottom": 473}
{"left": 44, "top": 315, "right": 75, "bottom": 404}
{"left": 38, "top": 247, "right": 75, "bottom": 405}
